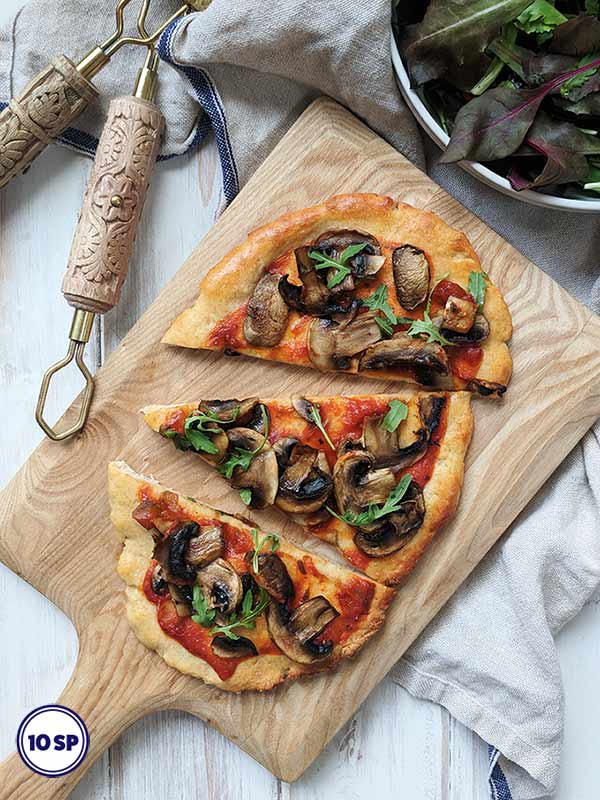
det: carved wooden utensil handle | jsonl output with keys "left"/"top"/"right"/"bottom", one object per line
{"left": 0, "top": 56, "right": 97, "bottom": 190}
{"left": 62, "top": 96, "right": 165, "bottom": 314}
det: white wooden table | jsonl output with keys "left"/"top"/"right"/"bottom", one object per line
{"left": 0, "top": 3, "right": 598, "bottom": 797}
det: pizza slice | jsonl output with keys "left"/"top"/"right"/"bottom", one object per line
{"left": 108, "top": 461, "right": 394, "bottom": 692}
{"left": 142, "top": 391, "right": 473, "bottom": 585}
{"left": 163, "top": 193, "right": 512, "bottom": 397}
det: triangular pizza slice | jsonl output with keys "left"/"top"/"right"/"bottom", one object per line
{"left": 108, "top": 461, "right": 394, "bottom": 692}
{"left": 163, "top": 194, "right": 512, "bottom": 398}
{"left": 142, "top": 391, "right": 473, "bottom": 586}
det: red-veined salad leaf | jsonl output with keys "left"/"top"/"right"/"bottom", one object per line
{"left": 550, "top": 13, "right": 600, "bottom": 56}
{"left": 507, "top": 111, "right": 600, "bottom": 188}
{"left": 403, "top": 0, "right": 532, "bottom": 87}
{"left": 441, "top": 53, "right": 600, "bottom": 163}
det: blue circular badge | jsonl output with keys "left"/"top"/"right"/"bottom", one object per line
{"left": 16, "top": 705, "right": 89, "bottom": 777}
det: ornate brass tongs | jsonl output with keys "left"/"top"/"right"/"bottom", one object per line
{"left": 34, "top": 1, "right": 210, "bottom": 440}
{"left": 0, "top": 0, "right": 197, "bottom": 190}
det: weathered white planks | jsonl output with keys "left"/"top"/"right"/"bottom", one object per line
{"left": 0, "top": 0, "right": 597, "bottom": 797}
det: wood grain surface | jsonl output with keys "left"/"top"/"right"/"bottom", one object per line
{"left": 1, "top": 97, "right": 599, "bottom": 797}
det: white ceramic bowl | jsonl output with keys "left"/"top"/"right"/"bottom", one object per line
{"left": 390, "top": 32, "right": 600, "bottom": 214}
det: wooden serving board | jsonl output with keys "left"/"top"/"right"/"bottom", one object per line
{"left": 1, "top": 97, "right": 599, "bottom": 797}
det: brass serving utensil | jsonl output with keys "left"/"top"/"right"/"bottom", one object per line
{"left": 35, "top": 11, "right": 171, "bottom": 441}
{"left": 0, "top": 0, "right": 203, "bottom": 190}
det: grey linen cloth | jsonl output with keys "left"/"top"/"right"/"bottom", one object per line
{"left": 2, "top": 1, "right": 600, "bottom": 797}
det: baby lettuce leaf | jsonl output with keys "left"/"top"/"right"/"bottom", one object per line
{"left": 488, "top": 37, "right": 576, "bottom": 85}
{"left": 515, "top": 0, "right": 566, "bottom": 39}
{"left": 441, "top": 53, "right": 600, "bottom": 163}
{"left": 403, "top": 0, "right": 532, "bottom": 87}
{"left": 440, "top": 85, "right": 545, "bottom": 162}
{"left": 550, "top": 14, "right": 600, "bottom": 56}
{"left": 507, "top": 112, "right": 600, "bottom": 189}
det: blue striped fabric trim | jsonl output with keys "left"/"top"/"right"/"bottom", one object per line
{"left": 156, "top": 16, "right": 239, "bottom": 203}
{"left": 488, "top": 746, "right": 513, "bottom": 800}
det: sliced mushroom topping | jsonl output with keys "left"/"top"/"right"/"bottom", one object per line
{"left": 253, "top": 553, "right": 294, "bottom": 605}
{"left": 266, "top": 598, "right": 338, "bottom": 664}
{"left": 357, "top": 465, "right": 397, "bottom": 505}
{"left": 466, "top": 378, "right": 507, "bottom": 398}
{"left": 392, "top": 245, "right": 429, "bottom": 310}
{"left": 198, "top": 397, "right": 259, "bottom": 426}
{"left": 362, "top": 395, "right": 446, "bottom": 470}
{"left": 168, "top": 582, "right": 193, "bottom": 617}
{"left": 245, "top": 401, "right": 270, "bottom": 434}
{"left": 442, "top": 295, "right": 477, "bottom": 333}
{"left": 226, "top": 427, "right": 279, "bottom": 509}
{"left": 278, "top": 248, "right": 338, "bottom": 317}
{"left": 155, "top": 521, "right": 201, "bottom": 585}
{"left": 314, "top": 230, "right": 382, "bottom": 283}
{"left": 287, "top": 596, "right": 339, "bottom": 643}
{"left": 150, "top": 563, "right": 168, "bottom": 596}
{"left": 273, "top": 437, "right": 301, "bottom": 470}
{"left": 275, "top": 442, "right": 333, "bottom": 514}
{"left": 186, "top": 525, "right": 225, "bottom": 567}
{"left": 243, "top": 273, "right": 290, "bottom": 347}
{"left": 334, "top": 311, "right": 382, "bottom": 361}
{"left": 307, "top": 311, "right": 382, "bottom": 372}
{"left": 354, "top": 483, "right": 425, "bottom": 557}
{"left": 211, "top": 634, "right": 258, "bottom": 659}
{"left": 359, "top": 333, "right": 449, "bottom": 377}
{"left": 332, "top": 450, "right": 380, "bottom": 515}
{"left": 196, "top": 557, "right": 243, "bottom": 616}
{"left": 291, "top": 396, "right": 313, "bottom": 424}
{"left": 307, "top": 318, "right": 338, "bottom": 371}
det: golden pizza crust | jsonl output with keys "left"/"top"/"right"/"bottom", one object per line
{"left": 108, "top": 461, "right": 394, "bottom": 692}
{"left": 142, "top": 391, "right": 473, "bottom": 586}
{"left": 163, "top": 193, "right": 512, "bottom": 392}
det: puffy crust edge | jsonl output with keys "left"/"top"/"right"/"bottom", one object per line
{"left": 108, "top": 461, "right": 394, "bottom": 692}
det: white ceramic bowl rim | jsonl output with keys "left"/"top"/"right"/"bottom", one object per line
{"left": 390, "top": 31, "right": 600, "bottom": 214}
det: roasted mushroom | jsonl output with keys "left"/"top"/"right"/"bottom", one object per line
{"left": 165, "top": 522, "right": 200, "bottom": 584}
{"left": 314, "top": 230, "right": 383, "bottom": 285}
{"left": 211, "top": 634, "right": 258, "bottom": 659}
{"left": 196, "top": 558, "right": 243, "bottom": 616}
{"left": 362, "top": 394, "right": 446, "bottom": 470}
{"left": 266, "top": 596, "right": 339, "bottom": 664}
{"left": 150, "top": 563, "right": 168, "bottom": 596}
{"left": 180, "top": 418, "right": 229, "bottom": 463}
{"left": 278, "top": 248, "right": 337, "bottom": 317}
{"left": 333, "top": 450, "right": 391, "bottom": 517}
{"left": 186, "top": 525, "right": 225, "bottom": 567}
{"left": 275, "top": 442, "right": 333, "bottom": 514}
{"left": 442, "top": 295, "right": 477, "bottom": 334}
{"left": 307, "top": 311, "right": 382, "bottom": 372}
{"left": 466, "top": 378, "right": 507, "bottom": 398}
{"left": 197, "top": 397, "right": 259, "bottom": 426}
{"left": 332, "top": 449, "right": 427, "bottom": 557}
{"left": 226, "top": 427, "right": 279, "bottom": 509}
{"left": 354, "top": 482, "right": 425, "bottom": 556}
{"left": 359, "top": 333, "right": 449, "bottom": 377}
{"left": 253, "top": 553, "right": 294, "bottom": 605}
{"left": 392, "top": 245, "right": 429, "bottom": 310}
{"left": 243, "top": 273, "right": 290, "bottom": 346}
{"left": 168, "top": 583, "right": 193, "bottom": 617}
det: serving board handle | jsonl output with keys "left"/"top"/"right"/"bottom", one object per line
{"left": 0, "top": 606, "right": 160, "bottom": 799}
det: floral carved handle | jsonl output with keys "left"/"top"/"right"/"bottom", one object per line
{"left": 0, "top": 56, "right": 97, "bottom": 189}
{"left": 62, "top": 96, "right": 164, "bottom": 314}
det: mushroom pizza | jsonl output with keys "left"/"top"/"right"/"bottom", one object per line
{"left": 163, "top": 193, "right": 512, "bottom": 397}
{"left": 108, "top": 461, "right": 394, "bottom": 692}
{"left": 142, "top": 392, "right": 473, "bottom": 586}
